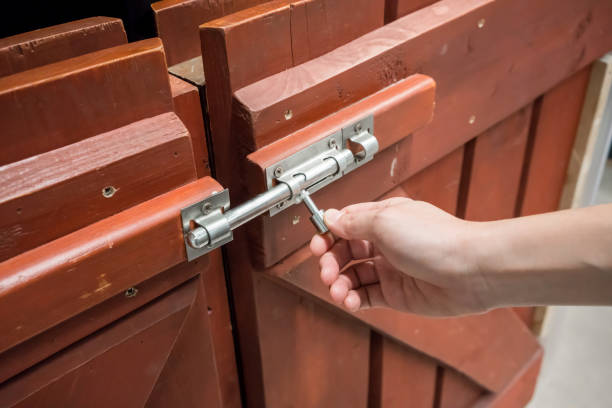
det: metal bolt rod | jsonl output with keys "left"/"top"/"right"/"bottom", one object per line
{"left": 225, "top": 183, "right": 291, "bottom": 230}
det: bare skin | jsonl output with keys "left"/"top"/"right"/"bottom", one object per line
{"left": 309, "top": 198, "right": 612, "bottom": 316}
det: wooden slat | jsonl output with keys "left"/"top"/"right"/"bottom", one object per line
{"left": 0, "top": 259, "right": 203, "bottom": 383}
{"left": 0, "top": 38, "right": 173, "bottom": 165}
{"left": 474, "top": 349, "right": 543, "bottom": 408}
{"left": 245, "top": 75, "right": 435, "bottom": 266}
{"left": 0, "top": 279, "right": 197, "bottom": 408}
{"left": 0, "top": 17, "right": 127, "bottom": 77}
{"left": 201, "top": 4, "right": 387, "bottom": 406}
{"left": 169, "top": 75, "right": 210, "bottom": 178}
{"left": 518, "top": 66, "right": 592, "bottom": 216}
{"left": 146, "top": 277, "right": 222, "bottom": 408}
{"left": 232, "top": 0, "right": 612, "bottom": 179}
{"left": 0, "top": 112, "right": 196, "bottom": 262}
{"left": 463, "top": 106, "right": 531, "bottom": 221}
{"left": 438, "top": 369, "right": 484, "bottom": 408}
{"left": 385, "top": 0, "right": 439, "bottom": 23}
{"left": 368, "top": 334, "right": 437, "bottom": 408}
{"left": 0, "top": 177, "right": 221, "bottom": 354}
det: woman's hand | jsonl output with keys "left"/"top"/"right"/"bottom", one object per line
{"left": 309, "top": 198, "right": 492, "bottom": 316}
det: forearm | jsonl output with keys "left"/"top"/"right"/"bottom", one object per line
{"left": 468, "top": 204, "right": 612, "bottom": 308}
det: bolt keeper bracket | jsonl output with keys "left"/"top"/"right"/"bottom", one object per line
{"left": 181, "top": 114, "right": 378, "bottom": 261}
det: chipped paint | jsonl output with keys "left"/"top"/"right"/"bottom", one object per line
{"left": 390, "top": 157, "right": 398, "bottom": 178}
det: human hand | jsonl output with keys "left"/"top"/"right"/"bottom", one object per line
{"left": 309, "top": 198, "right": 492, "bottom": 316}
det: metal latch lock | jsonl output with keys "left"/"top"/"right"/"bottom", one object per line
{"left": 181, "top": 115, "right": 378, "bottom": 261}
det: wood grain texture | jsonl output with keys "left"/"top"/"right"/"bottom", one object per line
{"left": 368, "top": 334, "right": 437, "bottom": 408}
{"left": 474, "top": 349, "right": 543, "bottom": 408}
{"left": 438, "top": 369, "right": 484, "bottom": 408}
{"left": 233, "top": 0, "right": 612, "bottom": 179}
{"left": 518, "top": 66, "right": 592, "bottom": 216}
{"left": 463, "top": 106, "right": 532, "bottom": 221}
{"left": 267, "top": 250, "right": 541, "bottom": 393}
{"left": 0, "top": 177, "right": 221, "bottom": 354}
{"left": 0, "top": 17, "right": 127, "bottom": 77}
{"left": 153, "top": 0, "right": 271, "bottom": 66}
{"left": 0, "top": 258, "right": 204, "bottom": 384}
{"left": 0, "top": 280, "right": 198, "bottom": 408}
{"left": 0, "top": 38, "right": 173, "bottom": 165}
{"left": 201, "top": 3, "right": 386, "bottom": 406}
{"left": 170, "top": 75, "right": 210, "bottom": 178}
{"left": 244, "top": 75, "right": 435, "bottom": 266}
{"left": 0, "top": 112, "right": 196, "bottom": 262}
{"left": 385, "top": 0, "right": 440, "bottom": 23}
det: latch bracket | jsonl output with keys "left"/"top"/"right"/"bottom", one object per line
{"left": 181, "top": 114, "right": 378, "bottom": 261}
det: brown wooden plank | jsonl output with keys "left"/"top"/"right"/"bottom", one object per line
{"left": 200, "top": 4, "right": 387, "bottom": 406}
{"left": 385, "top": 0, "right": 440, "bottom": 23}
{"left": 463, "top": 106, "right": 531, "bottom": 221}
{"left": 474, "top": 349, "right": 543, "bottom": 408}
{"left": 0, "top": 279, "right": 197, "bottom": 408}
{"left": 256, "top": 276, "right": 370, "bottom": 407}
{"left": 438, "top": 369, "right": 484, "bottom": 408}
{"left": 0, "top": 38, "right": 173, "bottom": 165}
{"left": 368, "top": 333, "right": 437, "bottom": 408}
{"left": 0, "top": 17, "right": 127, "bottom": 77}
{"left": 518, "top": 66, "right": 592, "bottom": 216}
{"left": 0, "top": 112, "right": 196, "bottom": 262}
{"left": 0, "top": 177, "right": 221, "bottom": 354}
{"left": 245, "top": 74, "right": 435, "bottom": 266}
{"left": 0, "top": 257, "right": 203, "bottom": 384}
{"left": 169, "top": 75, "right": 210, "bottom": 178}
{"left": 232, "top": 0, "right": 612, "bottom": 179}
{"left": 265, "top": 239, "right": 540, "bottom": 393}
{"left": 145, "top": 277, "right": 222, "bottom": 408}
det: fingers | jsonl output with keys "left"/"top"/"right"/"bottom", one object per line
{"left": 344, "top": 285, "right": 387, "bottom": 312}
{"left": 325, "top": 199, "right": 402, "bottom": 241}
{"left": 318, "top": 239, "right": 374, "bottom": 285}
{"left": 329, "top": 261, "right": 383, "bottom": 311}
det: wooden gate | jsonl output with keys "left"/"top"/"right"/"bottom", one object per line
{"left": 1, "top": 0, "right": 611, "bottom": 407}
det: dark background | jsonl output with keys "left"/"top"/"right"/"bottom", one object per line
{"left": 0, "top": 0, "right": 156, "bottom": 41}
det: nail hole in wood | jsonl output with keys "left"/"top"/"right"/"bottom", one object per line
{"left": 125, "top": 287, "right": 138, "bottom": 298}
{"left": 284, "top": 109, "right": 293, "bottom": 120}
{"left": 102, "top": 186, "right": 117, "bottom": 198}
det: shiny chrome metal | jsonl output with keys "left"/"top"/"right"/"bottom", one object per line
{"left": 181, "top": 114, "right": 378, "bottom": 261}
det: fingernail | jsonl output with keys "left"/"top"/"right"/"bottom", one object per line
{"left": 325, "top": 209, "right": 341, "bottom": 224}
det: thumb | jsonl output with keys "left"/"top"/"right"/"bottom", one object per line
{"left": 324, "top": 203, "right": 381, "bottom": 241}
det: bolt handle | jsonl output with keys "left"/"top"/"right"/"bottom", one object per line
{"left": 300, "top": 190, "right": 329, "bottom": 234}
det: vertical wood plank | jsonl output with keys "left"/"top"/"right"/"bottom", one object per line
{"left": 438, "top": 369, "right": 484, "bottom": 408}
{"left": 518, "top": 66, "right": 592, "bottom": 216}
{"left": 384, "top": 0, "right": 440, "bottom": 23}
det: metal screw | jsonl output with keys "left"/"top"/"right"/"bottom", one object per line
{"left": 276, "top": 201, "right": 285, "bottom": 209}
{"left": 102, "top": 186, "right": 116, "bottom": 198}
{"left": 125, "top": 287, "right": 138, "bottom": 298}
{"left": 468, "top": 115, "right": 476, "bottom": 125}
{"left": 202, "top": 202, "right": 213, "bottom": 215}
{"left": 328, "top": 139, "right": 337, "bottom": 149}
{"left": 477, "top": 18, "right": 485, "bottom": 28}
{"left": 274, "top": 167, "right": 283, "bottom": 178}
{"left": 284, "top": 110, "right": 293, "bottom": 120}
{"left": 354, "top": 123, "right": 363, "bottom": 132}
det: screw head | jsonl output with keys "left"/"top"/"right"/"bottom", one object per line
{"left": 354, "top": 123, "right": 363, "bottom": 132}
{"left": 276, "top": 201, "right": 285, "bottom": 209}
{"left": 202, "top": 202, "right": 213, "bottom": 215}
{"left": 477, "top": 18, "right": 485, "bottom": 28}
{"left": 284, "top": 110, "right": 293, "bottom": 120}
{"left": 328, "top": 139, "right": 337, "bottom": 149}
{"left": 102, "top": 186, "right": 116, "bottom": 198}
{"left": 468, "top": 115, "right": 476, "bottom": 125}
{"left": 125, "top": 287, "right": 138, "bottom": 298}
{"left": 274, "top": 167, "right": 283, "bottom": 178}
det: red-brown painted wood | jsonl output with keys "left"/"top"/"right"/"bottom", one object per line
{"left": 0, "top": 177, "right": 222, "bottom": 354}
{"left": 438, "top": 369, "right": 484, "bottom": 408}
{"left": 0, "top": 279, "right": 199, "bottom": 407}
{"left": 0, "top": 17, "right": 127, "bottom": 77}
{"left": 169, "top": 75, "right": 210, "bottom": 178}
{"left": 232, "top": 0, "right": 612, "bottom": 179}
{"left": 0, "top": 112, "right": 196, "bottom": 262}
{"left": 518, "top": 66, "right": 592, "bottom": 217}
{"left": 368, "top": 334, "right": 437, "bottom": 408}
{"left": 0, "top": 38, "right": 173, "bottom": 165}
{"left": 385, "top": 0, "right": 440, "bottom": 23}
{"left": 462, "top": 106, "right": 531, "bottom": 221}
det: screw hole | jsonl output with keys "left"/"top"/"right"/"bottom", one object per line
{"left": 16, "top": 208, "right": 22, "bottom": 215}
{"left": 125, "top": 287, "right": 138, "bottom": 298}
{"left": 284, "top": 110, "right": 293, "bottom": 120}
{"left": 173, "top": 151, "right": 179, "bottom": 157}
{"left": 102, "top": 186, "right": 117, "bottom": 198}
